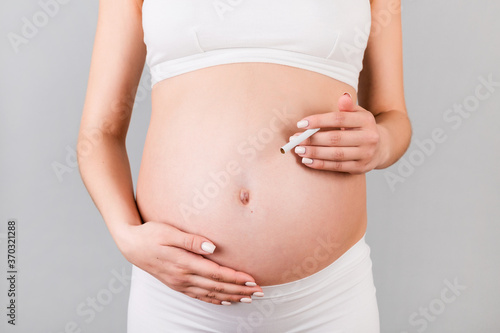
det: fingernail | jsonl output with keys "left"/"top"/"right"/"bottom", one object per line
{"left": 302, "top": 157, "right": 313, "bottom": 164}
{"left": 201, "top": 242, "right": 215, "bottom": 254}
{"left": 294, "top": 146, "right": 305, "bottom": 154}
{"left": 245, "top": 281, "right": 257, "bottom": 287}
{"left": 240, "top": 297, "right": 252, "bottom": 303}
{"left": 343, "top": 92, "right": 352, "bottom": 98}
{"left": 289, "top": 136, "right": 297, "bottom": 142}
{"left": 252, "top": 292, "right": 265, "bottom": 297}
{"left": 221, "top": 301, "right": 232, "bottom": 306}
{"left": 297, "top": 120, "right": 308, "bottom": 128}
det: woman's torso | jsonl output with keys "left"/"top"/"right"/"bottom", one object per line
{"left": 136, "top": 63, "right": 367, "bottom": 286}
{"left": 136, "top": 0, "right": 371, "bottom": 286}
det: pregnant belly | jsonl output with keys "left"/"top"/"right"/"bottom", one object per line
{"left": 136, "top": 63, "right": 367, "bottom": 285}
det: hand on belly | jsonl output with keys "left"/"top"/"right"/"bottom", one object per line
{"left": 136, "top": 63, "right": 367, "bottom": 287}
{"left": 118, "top": 220, "right": 265, "bottom": 306}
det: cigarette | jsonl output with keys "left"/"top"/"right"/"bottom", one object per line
{"left": 280, "top": 128, "right": 320, "bottom": 154}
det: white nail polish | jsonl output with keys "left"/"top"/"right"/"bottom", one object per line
{"left": 302, "top": 157, "right": 313, "bottom": 164}
{"left": 245, "top": 281, "right": 257, "bottom": 287}
{"left": 252, "top": 292, "right": 265, "bottom": 297}
{"left": 201, "top": 242, "right": 215, "bottom": 253}
{"left": 240, "top": 297, "right": 252, "bottom": 303}
{"left": 297, "top": 120, "right": 308, "bottom": 128}
{"left": 295, "top": 146, "right": 305, "bottom": 154}
{"left": 289, "top": 136, "right": 296, "bottom": 142}
{"left": 221, "top": 301, "right": 232, "bottom": 306}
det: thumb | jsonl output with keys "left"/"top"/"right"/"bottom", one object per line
{"left": 338, "top": 92, "right": 355, "bottom": 131}
{"left": 338, "top": 92, "right": 355, "bottom": 112}
{"left": 182, "top": 232, "right": 217, "bottom": 254}
{"left": 159, "top": 221, "right": 217, "bottom": 254}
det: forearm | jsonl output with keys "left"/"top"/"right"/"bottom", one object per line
{"left": 374, "top": 109, "right": 412, "bottom": 169}
{"left": 77, "top": 133, "right": 142, "bottom": 250}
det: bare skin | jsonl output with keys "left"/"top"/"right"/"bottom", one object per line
{"left": 137, "top": 63, "right": 367, "bottom": 286}
{"left": 77, "top": 0, "right": 411, "bottom": 306}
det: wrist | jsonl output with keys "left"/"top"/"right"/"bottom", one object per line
{"left": 110, "top": 221, "right": 142, "bottom": 259}
{"left": 374, "top": 123, "right": 392, "bottom": 169}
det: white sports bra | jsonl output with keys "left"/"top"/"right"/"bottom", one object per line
{"left": 142, "top": 0, "right": 371, "bottom": 91}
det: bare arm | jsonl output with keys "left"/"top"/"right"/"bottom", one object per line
{"left": 77, "top": 0, "right": 262, "bottom": 305}
{"left": 358, "top": 0, "right": 412, "bottom": 169}
{"left": 77, "top": 0, "right": 146, "bottom": 247}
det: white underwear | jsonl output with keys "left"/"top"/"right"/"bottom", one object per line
{"left": 127, "top": 235, "right": 380, "bottom": 333}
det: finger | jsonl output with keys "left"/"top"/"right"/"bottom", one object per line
{"left": 174, "top": 256, "right": 263, "bottom": 302}
{"left": 338, "top": 92, "right": 355, "bottom": 112}
{"left": 299, "top": 158, "right": 367, "bottom": 174}
{"left": 339, "top": 93, "right": 354, "bottom": 130}
{"left": 154, "top": 249, "right": 262, "bottom": 300}
{"left": 188, "top": 273, "right": 262, "bottom": 297}
{"left": 183, "top": 286, "right": 255, "bottom": 305}
{"left": 168, "top": 248, "right": 260, "bottom": 288}
{"left": 296, "top": 93, "right": 364, "bottom": 130}
{"left": 185, "top": 278, "right": 261, "bottom": 303}
{"left": 295, "top": 110, "right": 366, "bottom": 130}
{"left": 292, "top": 129, "right": 365, "bottom": 147}
{"left": 192, "top": 257, "right": 260, "bottom": 287}
{"left": 156, "top": 222, "right": 218, "bottom": 255}
{"left": 183, "top": 290, "right": 226, "bottom": 305}
{"left": 294, "top": 146, "right": 360, "bottom": 162}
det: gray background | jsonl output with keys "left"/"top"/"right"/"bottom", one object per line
{"left": 1, "top": 0, "right": 499, "bottom": 332}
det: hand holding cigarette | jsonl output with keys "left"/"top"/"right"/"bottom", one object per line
{"left": 281, "top": 93, "right": 385, "bottom": 174}
{"left": 280, "top": 128, "right": 320, "bottom": 154}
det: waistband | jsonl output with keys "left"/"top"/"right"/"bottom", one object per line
{"left": 149, "top": 48, "right": 360, "bottom": 91}
{"left": 257, "top": 234, "right": 371, "bottom": 301}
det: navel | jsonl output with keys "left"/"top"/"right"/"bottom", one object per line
{"left": 239, "top": 188, "right": 250, "bottom": 205}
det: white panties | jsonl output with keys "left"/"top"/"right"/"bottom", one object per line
{"left": 127, "top": 235, "right": 380, "bottom": 333}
